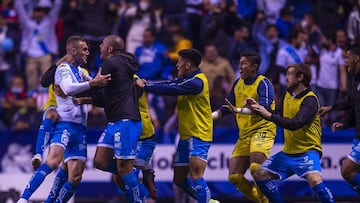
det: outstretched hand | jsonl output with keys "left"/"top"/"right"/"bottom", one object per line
{"left": 222, "top": 98, "right": 237, "bottom": 113}
{"left": 135, "top": 78, "right": 147, "bottom": 88}
{"left": 317, "top": 106, "right": 332, "bottom": 117}
{"left": 90, "top": 68, "right": 111, "bottom": 87}
{"left": 331, "top": 122, "right": 344, "bottom": 132}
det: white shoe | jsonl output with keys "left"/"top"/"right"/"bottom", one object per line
{"left": 210, "top": 199, "right": 220, "bottom": 203}
{"left": 16, "top": 198, "right": 28, "bottom": 203}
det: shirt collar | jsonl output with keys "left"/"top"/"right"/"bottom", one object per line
{"left": 244, "top": 74, "right": 258, "bottom": 85}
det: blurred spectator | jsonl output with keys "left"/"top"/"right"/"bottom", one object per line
{"left": 253, "top": 24, "right": 287, "bottom": 82}
{"left": 347, "top": 1, "right": 360, "bottom": 44}
{"left": 228, "top": 26, "right": 258, "bottom": 72}
{"left": 134, "top": 27, "right": 174, "bottom": 80}
{"left": 210, "top": 76, "right": 236, "bottom": 128}
{"left": 1, "top": 74, "right": 30, "bottom": 128}
{"left": 160, "top": 0, "right": 188, "bottom": 35}
{"left": 276, "top": 28, "right": 308, "bottom": 99}
{"left": 301, "top": 11, "right": 322, "bottom": 54}
{"left": 168, "top": 29, "right": 192, "bottom": 63}
{"left": 57, "top": 0, "right": 80, "bottom": 56}
{"left": 0, "top": 0, "right": 19, "bottom": 23}
{"left": 185, "top": 0, "right": 204, "bottom": 50}
{"left": 315, "top": 0, "right": 340, "bottom": 39}
{"left": 202, "top": 0, "right": 231, "bottom": 57}
{"left": 120, "top": 0, "right": 162, "bottom": 54}
{"left": 275, "top": 7, "right": 295, "bottom": 40}
{"left": 236, "top": 0, "right": 257, "bottom": 24}
{"left": 0, "top": 12, "right": 18, "bottom": 94}
{"left": 77, "top": 0, "right": 117, "bottom": 73}
{"left": 285, "top": 0, "right": 314, "bottom": 22}
{"left": 200, "top": 44, "right": 234, "bottom": 94}
{"left": 14, "top": 0, "right": 62, "bottom": 91}
{"left": 316, "top": 33, "right": 346, "bottom": 127}
{"left": 336, "top": 28, "right": 349, "bottom": 49}
{"left": 257, "top": 0, "right": 286, "bottom": 24}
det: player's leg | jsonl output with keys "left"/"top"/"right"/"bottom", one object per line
{"left": 253, "top": 151, "right": 288, "bottom": 203}
{"left": 341, "top": 139, "right": 360, "bottom": 193}
{"left": 54, "top": 123, "right": 87, "bottom": 203}
{"left": 298, "top": 150, "right": 334, "bottom": 203}
{"left": 94, "top": 126, "right": 118, "bottom": 174}
{"left": 188, "top": 137, "right": 211, "bottom": 203}
{"left": 228, "top": 137, "right": 259, "bottom": 202}
{"left": 135, "top": 136, "right": 157, "bottom": 199}
{"left": 173, "top": 139, "right": 197, "bottom": 199}
{"left": 44, "top": 162, "right": 68, "bottom": 203}
{"left": 32, "top": 107, "right": 58, "bottom": 170}
{"left": 17, "top": 145, "right": 64, "bottom": 202}
{"left": 249, "top": 131, "right": 276, "bottom": 203}
{"left": 115, "top": 120, "right": 148, "bottom": 202}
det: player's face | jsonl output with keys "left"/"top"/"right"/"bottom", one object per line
{"left": 176, "top": 56, "right": 189, "bottom": 77}
{"left": 99, "top": 38, "right": 110, "bottom": 60}
{"left": 285, "top": 67, "right": 299, "bottom": 91}
{"left": 73, "top": 41, "right": 89, "bottom": 66}
{"left": 344, "top": 50, "right": 360, "bottom": 73}
{"left": 238, "top": 56, "right": 256, "bottom": 79}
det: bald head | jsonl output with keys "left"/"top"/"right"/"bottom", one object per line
{"left": 100, "top": 35, "right": 125, "bottom": 60}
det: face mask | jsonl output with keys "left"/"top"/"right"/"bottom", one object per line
{"left": 11, "top": 87, "right": 23, "bottom": 94}
{"left": 139, "top": 2, "right": 149, "bottom": 10}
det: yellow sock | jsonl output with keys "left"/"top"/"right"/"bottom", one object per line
{"left": 228, "top": 173, "right": 258, "bottom": 202}
{"left": 250, "top": 163, "right": 269, "bottom": 203}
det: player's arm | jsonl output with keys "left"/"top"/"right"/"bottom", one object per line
{"left": 141, "top": 77, "right": 203, "bottom": 96}
{"left": 257, "top": 78, "right": 275, "bottom": 112}
{"left": 269, "top": 96, "right": 318, "bottom": 130}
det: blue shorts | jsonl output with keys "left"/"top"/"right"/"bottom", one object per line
{"left": 135, "top": 137, "right": 156, "bottom": 167}
{"left": 174, "top": 137, "right": 211, "bottom": 166}
{"left": 261, "top": 150, "right": 322, "bottom": 180}
{"left": 97, "top": 119, "right": 142, "bottom": 159}
{"left": 51, "top": 121, "right": 87, "bottom": 162}
{"left": 348, "top": 138, "right": 360, "bottom": 164}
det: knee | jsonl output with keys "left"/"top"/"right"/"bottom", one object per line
{"left": 341, "top": 166, "right": 354, "bottom": 182}
{"left": 45, "top": 109, "right": 58, "bottom": 122}
{"left": 249, "top": 163, "right": 261, "bottom": 176}
{"left": 68, "top": 172, "right": 83, "bottom": 185}
{"left": 253, "top": 169, "right": 268, "bottom": 181}
{"left": 93, "top": 158, "right": 106, "bottom": 170}
{"left": 228, "top": 173, "right": 243, "bottom": 184}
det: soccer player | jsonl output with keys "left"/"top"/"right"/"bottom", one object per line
{"left": 250, "top": 63, "right": 334, "bottom": 203}
{"left": 31, "top": 54, "right": 75, "bottom": 170}
{"left": 212, "top": 51, "right": 275, "bottom": 203}
{"left": 91, "top": 35, "right": 148, "bottom": 202}
{"left": 318, "top": 44, "right": 360, "bottom": 194}
{"left": 136, "top": 48, "right": 213, "bottom": 203}
{"left": 17, "top": 35, "right": 111, "bottom": 203}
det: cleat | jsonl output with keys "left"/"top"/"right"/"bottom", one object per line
{"left": 142, "top": 169, "right": 157, "bottom": 199}
{"left": 31, "top": 155, "right": 42, "bottom": 170}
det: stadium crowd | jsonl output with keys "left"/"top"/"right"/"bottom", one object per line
{"left": 0, "top": 0, "right": 357, "bottom": 141}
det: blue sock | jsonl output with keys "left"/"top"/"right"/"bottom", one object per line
{"left": 256, "top": 180, "right": 284, "bottom": 203}
{"left": 193, "top": 178, "right": 210, "bottom": 203}
{"left": 349, "top": 173, "right": 360, "bottom": 193}
{"left": 55, "top": 181, "right": 77, "bottom": 203}
{"left": 21, "top": 164, "right": 52, "bottom": 199}
{"left": 35, "top": 118, "right": 54, "bottom": 155}
{"left": 312, "top": 182, "right": 334, "bottom": 203}
{"left": 45, "top": 168, "right": 68, "bottom": 203}
{"left": 122, "top": 171, "right": 146, "bottom": 202}
{"left": 176, "top": 178, "right": 197, "bottom": 200}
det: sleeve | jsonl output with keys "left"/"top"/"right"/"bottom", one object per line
{"left": 57, "top": 66, "right": 91, "bottom": 96}
{"left": 41, "top": 64, "right": 57, "bottom": 87}
{"left": 270, "top": 96, "right": 318, "bottom": 130}
{"left": 257, "top": 78, "right": 275, "bottom": 111}
{"left": 14, "top": 0, "right": 31, "bottom": 26}
{"left": 144, "top": 77, "right": 203, "bottom": 96}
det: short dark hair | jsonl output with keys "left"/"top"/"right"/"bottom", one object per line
{"left": 178, "top": 49, "right": 202, "bottom": 67}
{"left": 287, "top": 63, "right": 312, "bottom": 87}
{"left": 240, "top": 51, "right": 261, "bottom": 69}
{"left": 66, "top": 35, "right": 87, "bottom": 52}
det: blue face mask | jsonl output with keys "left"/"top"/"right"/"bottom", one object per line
{"left": 10, "top": 87, "right": 23, "bottom": 94}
